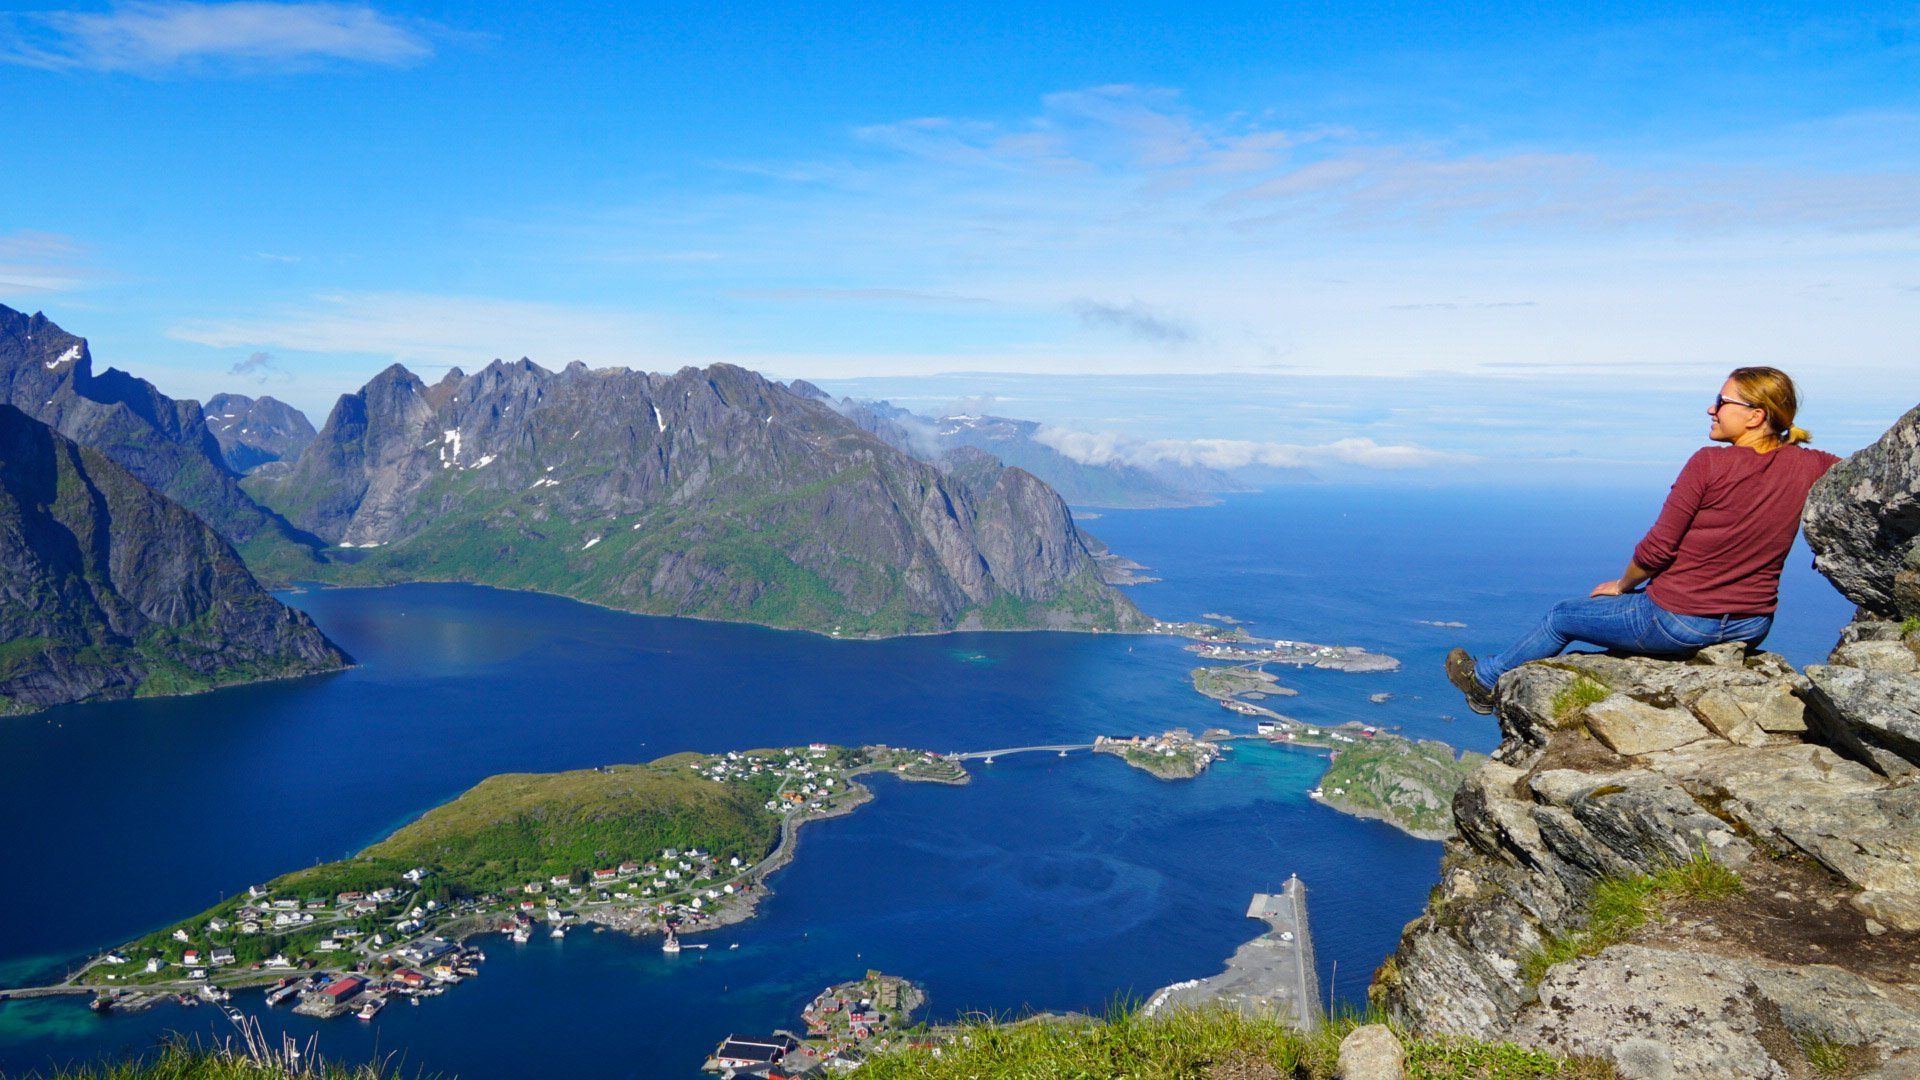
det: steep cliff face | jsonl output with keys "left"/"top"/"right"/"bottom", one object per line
{"left": 249, "top": 360, "right": 1145, "bottom": 635}
{"left": 0, "top": 406, "right": 348, "bottom": 716}
{"left": 204, "top": 393, "right": 316, "bottom": 473}
{"left": 0, "top": 305, "right": 322, "bottom": 577}
{"left": 1375, "top": 411, "right": 1920, "bottom": 1080}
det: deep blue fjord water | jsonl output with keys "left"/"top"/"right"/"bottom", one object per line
{"left": 0, "top": 486, "right": 1852, "bottom": 1078}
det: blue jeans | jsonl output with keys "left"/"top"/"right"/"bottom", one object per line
{"left": 1474, "top": 591, "right": 1772, "bottom": 689}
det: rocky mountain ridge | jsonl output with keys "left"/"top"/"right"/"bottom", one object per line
{"left": 0, "top": 305, "right": 322, "bottom": 578}
{"left": 247, "top": 358, "right": 1145, "bottom": 636}
{"left": 0, "top": 405, "right": 347, "bottom": 715}
{"left": 205, "top": 392, "right": 315, "bottom": 473}
{"left": 1374, "top": 403, "right": 1920, "bottom": 1079}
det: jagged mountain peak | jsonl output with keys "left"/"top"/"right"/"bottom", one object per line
{"left": 251, "top": 354, "right": 1143, "bottom": 635}
{"left": 0, "top": 304, "right": 321, "bottom": 576}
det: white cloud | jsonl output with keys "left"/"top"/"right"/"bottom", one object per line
{"left": 1033, "top": 425, "right": 1470, "bottom": 471}
{"left": 170, "top": 291, "right": 667, "bottom": 371}
{"left": 2, "top": 2, "right": 433, "bottom": 74}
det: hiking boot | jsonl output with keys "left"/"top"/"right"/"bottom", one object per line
{"left": 1446, "top": 648, "right": 1496, "bottom": 715}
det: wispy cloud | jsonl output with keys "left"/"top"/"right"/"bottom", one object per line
{"left": 1069, "top": 299, "right": 1196, "bottom": 346}
{"left": 171, "top": 291, "right": 665, "bottom": 371}
{"left": 1034, "top": 425, "right": 1470, "bottom": 471}
{"left": 1, "top": 2, "right": 434, "bottom": 74}
{"left": 0, "top": 230, "right": 96, "bottom": 293}
{"left": 727, "top": 286, "right": 992, "bottom": 306}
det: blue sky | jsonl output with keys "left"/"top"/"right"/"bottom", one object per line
{"left": 4, "top": 1, "right": 1918, "bottom": 475}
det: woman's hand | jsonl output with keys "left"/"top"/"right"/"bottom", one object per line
{"left": 1590, "top": 579, "right": 1627, "bottom": 598}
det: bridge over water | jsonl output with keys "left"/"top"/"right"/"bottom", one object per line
{"left": 945, "top": 744, "right": 1096, "bottom": 762}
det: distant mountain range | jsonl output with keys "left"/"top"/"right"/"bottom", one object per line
{"left": 241, "top": 358, "right": 1145, "bottom": 636}
{"left": 801, "top": 388, "right": 1301, "bottom": 509}
{"left": 205, "top": 392, "right": 316, "bottom": 473}
{"left": 0, "top": 404, "right": 346, "bottom": 715}
{"left": 0, "top": 303, "right": 1147, "bottom": 647}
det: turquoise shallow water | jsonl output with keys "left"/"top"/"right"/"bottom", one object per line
{"left": 0, "top": 486, "right": 1853, "bottom": 1077}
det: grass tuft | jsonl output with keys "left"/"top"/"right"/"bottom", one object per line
{"left": 1550, "top": 677, "right": 1609, "bottom": 721}
{"left": 36, "top": 1022, "right": 400, "bottom": 1079}
{"left": 1523, "top": 850, "right": 1741, "bottom": 985}
{"left": 1799, "top": 1035, "right": 1854, "bottom": 1076}
{"left": 1901, "top": 615, "right": 1920, "bottom": 639}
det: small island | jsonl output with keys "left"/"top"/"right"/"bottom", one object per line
{"left": 1190, "top": 665, "right": 1298, "bottom": 702}
{"left": 1094, "top": 729, "right": 1224, "bottom": 779}
{"left": 46, "top": 745, "right": 967, "bottom": 1018}
{"left": 704, "top": 970, "right": 929, "bottom": 1075}
{"left": 1151, "top": 620, "right": 1401, "bottom": 673}
{"left": 1303, "top": 735, "right": 1485, "bottom": 840}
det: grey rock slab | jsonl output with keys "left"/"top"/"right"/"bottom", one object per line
{"left": 1688, "top": 688, "right": 1768, "bottom": 746}
{"left": 1805, "top": 663, "right": 1920, "bottom": 774}
{"left": 1336, "top": 1023, "right": 1404, "bottom": 1080}
{"left": 1583, "top": 694, "right": 1719, "bottom": 756}
{"left": 1851, "top": 889, "right": 1920, "bottom": 932}
{"left": 1511, "top": 946, "right": 1790, "bottom": 1079}
{"left": 1805, "top": 401, "right": 1920, "bottom": 618}
{"left": 1647, "top": 743, "right": 1920, "bottom": 896}
{"left": 1514, "top": 945, "right": 1920, "bottom": 1080}
{"left": 1831, "top": 639, "right": 1920, "bottom": 674}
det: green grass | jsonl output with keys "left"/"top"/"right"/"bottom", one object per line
{"left": 1317, "top": 739, "right": 1486, "bottom": 837}
{"left": 1549, "top": 676, "right": 1610, "bottom": 721}
{"left": 1799, "top": 1034, "right": 1855, "bottom": 1076}
{"left": 1523, "top": 851, "right": 1743, "bottom": 984}
{"left": 1901, "top": 615, "right": 1920, "bottom": 639}
{"left": 846, "top": 1005, "right": 1611, "bottom": 1079}
{"left": 31, "top": 1039, "right": 396, "bottom": 1079}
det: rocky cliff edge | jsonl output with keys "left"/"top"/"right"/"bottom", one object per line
{"left": 1374, "top": 405, "right": 1920, "bottom": 1080}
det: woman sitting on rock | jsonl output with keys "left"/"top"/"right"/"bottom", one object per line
{"left": 1446, "top": 366, "right": 1840, "bottom": 715}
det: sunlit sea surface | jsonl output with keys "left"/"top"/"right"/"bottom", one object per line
{"left": 0, "top": 486, "right": 1851, "bottom": 1077}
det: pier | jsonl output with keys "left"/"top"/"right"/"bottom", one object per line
{"left": 1141, "top": 875, "right": 1323, "bottom": 1031}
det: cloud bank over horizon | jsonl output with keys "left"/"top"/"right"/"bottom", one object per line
{"left": 1032, "top": 425, "right": 1470, "bottom": 471}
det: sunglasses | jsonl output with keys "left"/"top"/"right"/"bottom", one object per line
{"left": 1711, "top": 395, "right": 1760, "bottom": 412}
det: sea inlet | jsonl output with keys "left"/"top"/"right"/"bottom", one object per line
{"left": 0, "top": 486, "right": 1852, "bottom": 1077}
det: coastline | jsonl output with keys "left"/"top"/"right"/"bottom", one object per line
{"left": 276, "top": 577, "right": 1157, "bottom": 643}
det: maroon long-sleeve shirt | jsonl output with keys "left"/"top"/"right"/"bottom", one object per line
{"left": 1633, "top": 444, "right": 1840, "bottom": 617}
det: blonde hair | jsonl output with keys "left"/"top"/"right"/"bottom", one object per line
{"left": 1728, "top": 366, "right": 1811, "bottom": 445}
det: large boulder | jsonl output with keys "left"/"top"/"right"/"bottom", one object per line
{"left": 1805, "top": 402, "right": 1920, "bottom": 618}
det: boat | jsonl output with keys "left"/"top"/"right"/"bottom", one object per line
{"left": 222, "top": 1005, "right": 245, "bottom": 1023}
{"left": 265, "top": 983, "right": 301, "bottom": 1007}
{"left": 661, "top": 929, "right": 681, "bottom": 954}
{"left": 728, "top": 943, "right": 739, "bottom": 950}
{"left": 510, "top": 926, "right": 530, "bottom": 944}
{"left": 550, "top": 925, "right": 567, "bottom": 938}
{"left": 358, "top": 997, "right": 385, "bottom": 1020}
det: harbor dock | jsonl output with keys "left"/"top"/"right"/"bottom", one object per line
{"left": 1142, "top": 875, "right": 1323, "bottom": 1031}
